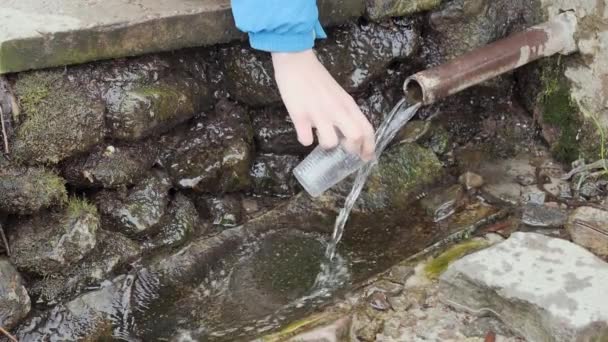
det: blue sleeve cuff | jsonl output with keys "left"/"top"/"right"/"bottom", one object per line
{"left": 248, "top": 21, "right": 327, "bottom": 53}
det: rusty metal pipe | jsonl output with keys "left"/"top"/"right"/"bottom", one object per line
{"left": 404, "top": 12, "right": 578, "bottom": 105}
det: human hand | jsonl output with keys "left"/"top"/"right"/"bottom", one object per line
{"left": 271, "top": 50, "right": 375, "bottom": 161}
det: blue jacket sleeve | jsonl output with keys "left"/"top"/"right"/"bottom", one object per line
{"left": 231, "top": 0, "right": 327, "bottom": 52}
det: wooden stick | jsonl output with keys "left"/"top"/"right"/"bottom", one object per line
{"left": 0, "top": 326, "right": 18, "bottom": 342}
{"left": 0, "top": 223, "right": 9, "bottom": 256}
{"left": 0, "top": 106, "right": 9, "bottom": 154}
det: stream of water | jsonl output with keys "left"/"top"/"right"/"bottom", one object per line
{"left": 323, "top": 100, "right": 422, "bottom": 261}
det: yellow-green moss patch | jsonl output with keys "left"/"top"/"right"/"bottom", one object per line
{"left": 424, "top": 239, "right": 488, "bottom": 279}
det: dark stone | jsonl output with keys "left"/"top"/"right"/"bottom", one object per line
{"left": 251, "top": 106, "right": 311, "bottom": 155}
{"left": 143, "top": 194, "right": 204, "bottom": 250}
{"left": 0, "top": 167, "right": 67, "bottom": 215}
{"left": 12, "top": 71, "right": 105, "bottom": 164}
{"left": 220, "top": 18, "right": 420, "bottom": 106}
{"left": 29, "top": 230, "right": 140, "bottom": 305}
{"left": 167, "top": 100, "right": 254, "bottom": 193}
{"left": 194, "top": 194, "right": 244, "bottom": 228}
{"left": 94, "top": 171, "right": 172, "bottom": 236}
{"left": 61, "top": 141, "right": 159, "bottom": 189}
{"left": 0, "top": 258, "right": 31, "bottom": 329}
{"left": 250, "top": 154, "right": 301, "bottom": 197}
{"left": 9, "top": 199, "right": 100, "bottom": 276}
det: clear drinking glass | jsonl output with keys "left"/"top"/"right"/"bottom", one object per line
{"left": 294, "top": 99, "right": 420, "bottom": 198}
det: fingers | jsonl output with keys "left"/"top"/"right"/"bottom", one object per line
{"left": 340, "top": 97, "right": 376, "bottom": 161}
{"left": 313, "top": 117, "right": 339, "bottom": 150}
{"left": 290, "top": 112, "right": 314, "bottom": 146}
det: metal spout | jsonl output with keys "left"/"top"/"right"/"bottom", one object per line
{"left": 404, "top": 12, "right": 578, "bottom": 105}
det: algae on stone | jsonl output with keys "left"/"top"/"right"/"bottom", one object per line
{"left": 0, "top": 167, "right": 67, "bottom": 214}
{"left": 424, "top": 239, "right": 488, "bottom": 279}
{"left": 361, "top": 143, "right": 443, "bottom": 210}
{"left": 12, "top": 71, "right": 105, "bottom": 164}
{"left": 9, "top": 197, "right": 101, "bottom": 275}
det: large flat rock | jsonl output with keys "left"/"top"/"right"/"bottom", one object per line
{"left": 440, "top": 232, "right": 608, "bottom": 342}
{"left": 0, "top": 0, "right": 364, "bottom": 74}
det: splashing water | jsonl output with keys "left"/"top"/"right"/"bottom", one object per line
{"left": 324, "top": 100, "right": 422, "bottom": 261}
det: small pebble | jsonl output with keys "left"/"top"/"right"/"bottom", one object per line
{"left": 459, "top": 172, "right": 484, "bottom": 190}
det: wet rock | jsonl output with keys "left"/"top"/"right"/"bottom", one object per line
{"left": 218, "top": 47, "right": 281, "bottom": 107}
{"left": 566, "top": 206, "right": 608, "bottom": 258}
{"left": 221, "top": 19, "right": 419, "bottom": 106}
{"left": 316, "top": 19, "right": 419, "bottom": 94}
{"left": 357, "top": 84, "right": 397, "bottom": 130}
{"left": 95, "top": 171, "right": 172, "bottom": 236}
{"left": 440, "top": 232, "right": 608, "bottom": 342}
{"left": 143, "top": 194, "right": 203, "bottom": 250}
{"left": 0, "top": 258, "right": 31, "bottom": 330}
{"left": 61, "top": 142, "right": 158, "bottom": 189}
{"left": 9, "top": 198, "right": 100, "bottom": 276}
{"left": 459, "top": 172, "right": 484, "bottom": 190}
{"left": 106, "top": 68, "right": 211, "bottom": 141}
{"left": 522, "top": 190, "right": 546, "bottom": 205}
{"left": 12, "top": 71, "right": 105, "bottom": 164}
{"left": 30, "top": 230, "right": 140, "bottom": 305}
{"left": 16, "top": 227, "right": 247, "bottom": 341}
{"left": 0, "top": 167, "right": 67, "bottom": 214}
{"left": 521, "top": 203, "right": 568, "bottom": 227}
{"left": 369, "top": 291, "right": 392, "bottom": 311}
{"left": 420, "top": 184, "right": 465, "bottom": 222}
{"left": 366, "top": 0, "right": 441, "bottom": 20}
{"left": 194, "top": 194, "right": 243, "bottom": 227}
{"left": 250, "top": 154, "right": 300, "bottom": 197}
{"left": 251, "top": 106, "right": 310, "bottom": 155}
{"left": 356, "top": 143, "right": 443, "bottom": 210}
{"left": 425, "top": 0, "right": 541, "bottom": 64}
{"left": 167, "top": 100, "right": 254, "bottom": 193}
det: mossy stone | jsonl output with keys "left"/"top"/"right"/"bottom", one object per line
{"left": 424, "top": 239, "right": 488, "bottom": 279}
{"left": 0, "top": 167, "right": 67, "bottom": 214}
{"left": 12, "top": 71, "right": 105, "bottom": 165}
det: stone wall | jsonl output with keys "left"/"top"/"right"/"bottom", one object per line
{"left": 526, "top": 0, "right": 608, "bottom": 162}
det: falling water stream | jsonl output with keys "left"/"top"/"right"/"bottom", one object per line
{"left": 324, "top": 100, "right": 422, "bottom": 261}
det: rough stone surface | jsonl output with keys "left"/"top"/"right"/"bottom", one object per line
{"left": 29, "top": 230, "right": 140, "bottom": 305}
{"left": 61, "top": 142, "right": 158, "bottom": 189}
{"left": 423, "top": 0, "right": 542, "bottom": 65}
{"left": 366, "top": 0, "right": 441, "bottom": 21}
{"left": 9, "top": 199, "right": 100, "bottom": 276}
{"left": 542, "top": 0, "right": 608, "bottom": 134}
{"left": 521, "top": 203, "right": 568, "bottom": 227}
{"left": 250, "top": 154, "right": 301, "bottom": 197}
{"left": 0, "top": 0, "right": 367, "bottom": 75}
{"left": 0, "top": 258, "right": 31, "bottom": 330}
{"left": 167, "top": 100, "right": 254, "bottom": 193}
{"left": 440, "top": 232, "right": 608, "bottom": 342}
{"left": 220, "top": 19, "right": 419, "bottom": 106}
{"left": 566, "top": 206, "right": 608, "bottom": 258}
{"left": 251, "top": 107, "right": 310, "bottom": 155}
{"left": 12, "top": 70, "right": 106, "bottom": 164}
{"left": 194, "top": 194, "right": 244, "bottom": 227}
{"left": 0, "top": 167, "right": 67, "bottom": 214}
{"left": 95, "top": 171, "right": 172, "bottom": 236}
{"left": 143, "top": 193, "right": 203, "bottom": 250}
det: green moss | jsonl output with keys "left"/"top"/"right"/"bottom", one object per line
{"left": 13, "top": 70, "right": 104, "bottom": 164}
{"left": 66, "top": 197, "right": 98, "bottom": 219}
{"left": 424, "top": 239, "right": 488, "bottom": 279}
{"left": 33, "top": 169, "right": 68, "bottom": 205}
{"left": 539, "top": 62, "right": 583, "bottom": 163}
{"left": 132, "top": 85, "right": 193, "bottom": 121}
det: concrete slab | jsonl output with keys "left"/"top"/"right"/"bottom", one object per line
{"left": 440, "top": 232, "right": 608, "bottom": 342}
{"left": 0, "top": 0, "right": 364, "bottom": 74}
